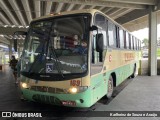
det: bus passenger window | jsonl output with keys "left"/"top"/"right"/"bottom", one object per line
{"left": 130, "top": 35, "right": 133, "bottom": 50}
{"left": 137, "top": 39, "right": 139, "bottom": 50}
{"left": 124, "top": 31, "right": 126, "bottom": 49}
{"left": 132, "top": 36, "right": 134, "bottom": 50}
{"left": 119, "top": 28, "right": 124, "bottom": 48}
{"left": 135, "top": 38, "right": 137, "bottom": 50}
{"left": 108, "top": 21, "right": 116, "bottom": 48}
{"left": 126, "top": 32, "right": 129, "bottom": 49}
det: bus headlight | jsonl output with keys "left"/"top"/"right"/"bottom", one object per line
{"left": 69, "top": 87, "right": 78, "bottom": 94}
{"left": 68, "top": 86, "right": 88, "bottom": 94}
{"left": 21, "top": 82, "right": 30, "bottom": 89}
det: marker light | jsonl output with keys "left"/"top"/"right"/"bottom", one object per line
{"left": 69, "top": 87, "right": 78, "bottom": 94}
{"left": 21, "top": 83, "right": 29, "bottom": 89}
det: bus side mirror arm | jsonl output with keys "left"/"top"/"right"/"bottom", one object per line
{"left": 90, "top": 25, "right": 98, "bottom": 31}
{"left": 13, "top": 31, "right": 27, "bottom": 52}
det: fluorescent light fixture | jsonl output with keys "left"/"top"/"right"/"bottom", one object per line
{"left": 4, "top": 25, "right": 8, "bottom": 27}
{"left": 0, "top": 44, "right": 8, "bottom": 49}
{"left": 0, "top": 35, "right": 4, "bottom": 37}
{"left": 12, "top": 25, "right": 16, "bottom": 28}
{"left": 26, "top": 26, "right": 29, "bottom": 28}
{"left": 19, "top": 26, "right": 24, "bottom": 28}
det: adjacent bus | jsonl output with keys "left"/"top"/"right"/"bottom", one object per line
{"left": 19, "top": 9, "right": 141, "bottom": 107}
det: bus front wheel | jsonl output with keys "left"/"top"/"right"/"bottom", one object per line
{"left": 106, "top": 76, "right": 113, "bottom": 99}
{"left": 131, "top": 65, "right": 136, "bottom": 78}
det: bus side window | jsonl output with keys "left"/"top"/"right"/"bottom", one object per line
{"left": 135, "top": 38, "right": 137, "bottom": 50}
{"left": 129, "top": 34, "right": 131, "bottom": 50}
{"left": 137, "top": 39, "right": 139, "bottom": 50}
{"left": 92, "top": 35, "right": 96, "bottom": 63}
{"left": 119, "top": 28, "right": 124, "bottom": 49}
{"left": 130, "top": 35, "right": 133, "bottom": 50}
{"left": 132, "top": 36, "right": 134, "bottom": 50}
{"left": 139, "top": 40, "right": 140, "bottom": 50}
{"left": 108, "top": 21, "right": 116, "bottom": 48}
{"left": 126, "top": 32, "right": 129, "bottom": 49}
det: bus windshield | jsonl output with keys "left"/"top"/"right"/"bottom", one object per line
{"left": 21, "top": 15, "right": 90, "bottom": 80}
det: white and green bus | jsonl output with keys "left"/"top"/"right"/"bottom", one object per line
{"left": 18, "top": 9, "right": 141, "bottom": 107}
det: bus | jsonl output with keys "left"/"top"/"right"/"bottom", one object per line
{"left": 18, "top": 9, "right": 141, "bottom": 107}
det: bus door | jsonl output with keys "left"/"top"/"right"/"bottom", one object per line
{"left": 91, "top": 13, "right": 108, "bottom": 102}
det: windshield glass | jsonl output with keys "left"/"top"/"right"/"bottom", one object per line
{"left": 21, "top": 15, "right": 90, "bottom": 80}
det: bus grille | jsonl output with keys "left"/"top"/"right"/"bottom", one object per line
{"left": 32, "top": 94, "right": 62, "bottom": 105}
{"left": 30, "top": 86, "right": 67, "bottom": 94}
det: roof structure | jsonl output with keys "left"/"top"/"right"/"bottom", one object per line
{"left": 0, "top": 0, "right": 159, "bottom": 44}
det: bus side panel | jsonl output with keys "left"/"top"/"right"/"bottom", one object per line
{"left": 89, "top": 50, "right": 140, "bottom": 105}
{"left": 90, "top": 73, "right": 109, "bottom": 104}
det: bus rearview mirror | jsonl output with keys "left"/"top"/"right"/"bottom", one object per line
{"left": 90, "top": 25, "right": 98, "bottom": 31}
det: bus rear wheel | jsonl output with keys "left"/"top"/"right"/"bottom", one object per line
{"left": 106, "top": 76, "right": 113, "bottom": 99}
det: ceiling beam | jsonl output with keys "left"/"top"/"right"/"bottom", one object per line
{"left": 9, "top": 35, "right": 13, "bottom": 39}
{"left": 90, "top": 5, "right": 96, "bottom": 9}
{"left": 4, "top": 35, "right": 11, "bottom": 40}
{"left": 8, "top": 0, "right": 26, "bottom": 26}
{"left": 78, "top": 5, "right": 85, "bottom": 10}
{"left": 45, "top": 1, "right": 52, "bottom": 15}
{"left": 21, "top": 0, "right": 32, "bottom": 24}
{"left": 124, "top": 20, "right": 148, "bottom": 32}
{"left": 99, "top": 6, "right": 106, "bottom": 11}
{"left": 0, "top": 13, "right": 11, "bottom": 25}
{"left": 38, "top": 0, "right": 146, "bottom": 9}
{"left": 103, "top": 7, "right": 113, "bottom": 13}
{"left": 109, "top": 8, "right": 124, "bottom": 16}
{"left": 0, "top": 0, "right": 19, "bottom": 25}
{"left": 0, "top": 36, "right": 10, "bottom": 45}
{"left": 67, "top": 4, "right": 75, "bottom": 11}
{"left": 34, "top": 0, "right": 41, "bottom": 18}
{"left": 115, "top": 9, "right": 149, "bottom": 24}
{"left": 112, "top": 9, "right": 133, "bottom": 19}
{"left": 0, "top": 21, "right": 3, "bottom": 25}
{"left": 100, "top": 0, "right": 156, "bottom": 5}
{"left": 0, "top": 27, "right": 27, "bottom": 35}
{"left": 55, "top": 3, "right": 64, "bottom": 13}
{"left": 106, "top": 8, "right": 119, "bottom": 15}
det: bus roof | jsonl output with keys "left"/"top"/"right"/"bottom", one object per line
{"left": 31, "top": 9, "right": 140, "bottom": 41}
{"left": 32, "top": 9, "right": 122, "bottom": 25}
{"left": 32, "top": 9, "right": 121, "bottom": 31}
{"left": 32, "top": 9, "right": 98, "bottom": 22}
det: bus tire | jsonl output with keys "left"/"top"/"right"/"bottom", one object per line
{"left": 131, "top": 64, "right": 136, "bottom": 78}
{"left": 106, "top": 75, "right": 114, "bottom": 99}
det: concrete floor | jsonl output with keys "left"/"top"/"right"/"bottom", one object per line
{"left": 0, "top": 65, "right": 160, "bottom": 120}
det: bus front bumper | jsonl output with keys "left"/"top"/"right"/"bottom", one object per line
{"left": 21, "top": 88, "right": 92, "bottom": 108}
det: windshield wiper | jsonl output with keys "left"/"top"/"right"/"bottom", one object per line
{"left": 49, "top": 46, "right": 64, "bottom": 79}
{"left": 28, "top": 52, "right": 45, "bottom": 74}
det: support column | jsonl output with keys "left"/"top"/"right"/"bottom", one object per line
{"left": 3, "top": 52, "right": 6, "bottom": 64}
{"left": 9, "top": 41, "right": 12, "bottom": 60}
{"left": 18, "top": 47, "right": 21, "bottom": 58}
{"left": 148, "top": 6, "right": 157, "bottom": 76}
{"left": 2, "top": 52, "right": 5, "bottom": 64}
{"left": 0, "top": 52, "right": 2, "bottom": 64}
